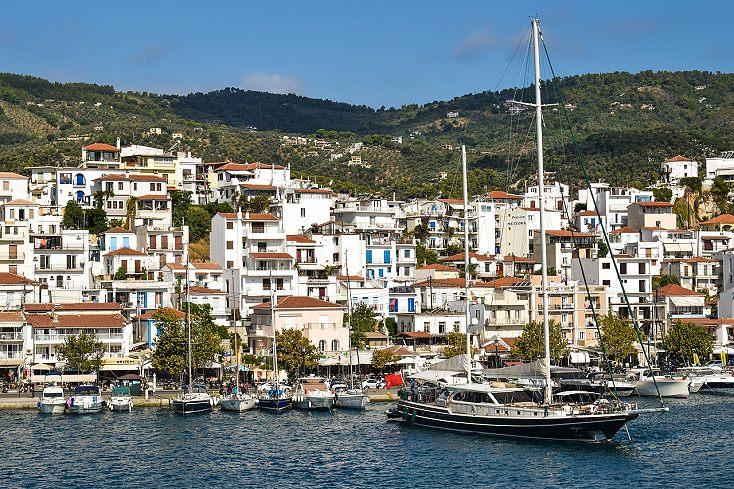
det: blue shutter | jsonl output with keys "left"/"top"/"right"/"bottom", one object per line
{"left": 378, "top": 268, "right": 384, "bottom": 278}
{"left": 110, "top": 237, "right": 117, "bottom": 251}
{"left": 366, "top": 250, "right": 372, "bottom": 264}
{"left": 408, "top": 298, "right": 415, "bottom": 312}
{"left": 384, "top": 250, "right": 391, "bottom": 264}
{"left": 123, "top": 237, "right": 130, "bottom": 248}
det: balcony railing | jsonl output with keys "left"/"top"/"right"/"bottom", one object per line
{"left": 0, "top": 332, "right": 24, "bottom": 340}
{"left": 34, "top": 333, "right": 125, "bottom": 342}
{"left": 305, "top": 322, "right": 342, "bottom": 330}
{"left": 0, "top": 252, "right": 24, "bottom": 260}
{"left": 35, "top": 264, "right": 85, "bottom": 272}
{"left": 0, "top": 351, "right": 22, "bottom": 359}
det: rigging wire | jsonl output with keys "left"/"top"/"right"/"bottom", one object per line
{"left": 539, "top": 31, "right": 664, "bottom": 404}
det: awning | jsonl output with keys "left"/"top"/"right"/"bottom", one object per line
{"left": 31, "top": 363, "right": 53, "bottom": 371}
{"left": 409, "top": 369, "right": 463, "bottom": 382}
{"left": 713, "top": 346, "right": 734, "bottom": 355}
{"left": 663, "top": 242, "right": 693, "bottom": 252}
{"left": 32, "top": 374, "right": 96, "bottom": 383}
{"left": 670, "top": 296, "right": 704, "bottom": 307}
{"left": 569, "top": 351, "right": 590, "bottom": 364}
{"left": 0, "top": 359, "right": 23, "bottom": 367}
{"left": 100, "top": 364, "right": 140, "bottom": 372}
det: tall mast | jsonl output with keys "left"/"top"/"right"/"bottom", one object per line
{"left": 185, "top": 255, "right": 193, "bottom": 394}
{"left": 461, "top": 144, "right": 472, "bottom": 384}
{"left": 232, "top": 285, "right": 239, "bottom": 394}
{"left": 532, "top": 18, "right": 553, "bottom": 406}
{"left": 270, "top": 281, "right": 279, "bottom": 393}
{"left": 344, "top": 253, "right": 354, "bottom": 389}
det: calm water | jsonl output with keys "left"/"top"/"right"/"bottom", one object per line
{"left": 0, "top": 395, "right": 732, "bottom": 488}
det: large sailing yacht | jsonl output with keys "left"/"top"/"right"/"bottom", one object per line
{"left": 390, "top": 19, "right": 665, "bottom": 442}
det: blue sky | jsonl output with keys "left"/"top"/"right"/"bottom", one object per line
{"left": 1, "top": 1, "right": 731, "bottom": 107}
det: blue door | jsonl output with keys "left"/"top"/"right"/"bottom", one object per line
{"left": 110, "top": 237, "right": 117, "bottom": 251}
{"left": 75, "top": 191, "right": 85, "bottom": 203}
{"left": 366, "top": 250, "right": 372, "bottom": 264}
{"left": 383, "top": 250, "right": 391, "bottom": 264}
{"left": 378, "top": 268, "right": 384, "bottom": 278}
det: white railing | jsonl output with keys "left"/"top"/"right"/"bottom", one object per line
{"left": 34, "top": 333, "right": 124, "bottom": 342}
{"left": 0, "top": 332, "right": 23, "bottom": 340}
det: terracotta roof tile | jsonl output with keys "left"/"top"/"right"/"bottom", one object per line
{"left": 83, "top": 143, "right": 120, "bottom": 152}
{"left": 0, "top": 273, "right": 38, "bottom": 285}
{"left": 0, "top": 172, "right": 27, "bottom": 180}
{"left": 240, "top": 183, "right": 276, "bottom": 191}
{"left": 216, "top": 212, "right": 279, "bottom": 221}
{"left": 416, "top": 263, "right": 460, "bottom": 271}
{"left": 441, "top": 252, "right": 495, "bottom": 262}
{"left": 249, "top": 252, "right": 293, "bottom": 259}
{"left": 635, "top": 201, "right": 673, "bottom": 208}
{"left": 253, "top": 296, "right": 344, "bottom": 310}
{"left": 544, "top": 230, "right": 597, "bottom": 238}
{"left": 215, "top": 163, "right": 255, "bottom": 172}
{"left": 5, "top": 199, "right": 36, "bottom": 206}
{"left": 27, "top": 313, "right": 126, "bottom": 329}
{"left": 656, "top": 284, "right": 704, "bottom": 297}
{"left": 413, "top": 278, "right": 467, "bottom": 288}
{"left": 478, "top": 276, "right": 525, "bottom": 288}
{"left": 487, "top": 190, "right": 522, "bottom": 200}
{"left": 286, "top": 234, "right": 316, "bottom": 244}
{"left": 337, "top": 275, "right": 365, "bottom": 281}
{"left": 663, "top": 155, "right": 691, "bottom": 163}
{"left": 0, "top": 311, "right": 24, "bottom": 322}
{"left": 502, "top": 255, "right": 535, "bottom": 263}
{"left": 104, "top": 227, "right": 134, "bottom": 234}
{"left": 104, "top": 247, "right": 147, "bottom": 257}
{"left": 699, "top": 214, "right": 734, "bottom": 225}
{"left": 189, "top": 285, "right": 225, "bottom": 295}
{"left": 136, "top": 194, "right": 169, "bottom": 200}
{"left": 610, "top": 227, "right": 638, "bottom": 235}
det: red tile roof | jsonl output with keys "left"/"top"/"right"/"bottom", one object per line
{"left": 635, "top": 201, "right": 673, "bottom": 208}
{"left": 216, "top": 212, "right": 279, "bottom": 221}
{"left": 27, "top": 313, "right": 126, "bottom": 329}
{"left": 104, "top": 227, "right": 134, "bottom": 234}
{"left": 610, "top": 227, "right": 638, "bottom": 235}
{"left": 478, "top": 276, "right": 525, "bottom": 288}
{"left": 253, "top": 296, "right": 344, "bottom": 310}
{"left": 656, "top": 284, "right": 704, "bottom": 297}
{"left": 663, "top": 155, "right": 691, "bottom": 162}
{"left": 249, "top": 252, "right": 293, "bottom": 259}
{"left": 544, "top": 230, "right": 597, "bottom": 238}
{"left": 0, "top": 172, "right": 27, "bottom": 180}
{"left": 193, "top": 262, "right": 222, "bottom": 270}
{"left": 0, "top": 311, "right": 24, "bottom": 322}
{"left": 138, "top": 307, "right": 185, "bottom": 321}
{"left": 502, "top": 255, "right": 535, "bottom": 263}
{"left": 286, "top": 234, "right": 316, "bottom": 244}
{"left": 104, "top": 247, "right": 147, "bottom": 257}
{"left": 416, "top": 263, "right": 460, "bottom": 271}
{"left": 413, "top": 278, "right": 467, "bottom": 288}
{"left": 189, "top": 285, "right": 225, "bottom": 295}
{"left": 6, "top": 199, "right": 36, "bottom": 206}
{"left": 83, "top": 143, "right": 120, "bottom": 152}
{"left": 699, "top": 214, "right": 734, "bottom": 225}
{"left": 397, "top": 331, "right": 431, "bottom": 339}
{"left": 136, "top": 194, "right": 170, "bottom": 200}
{"left": 242, "top": 162, "right": 286, "bottom": 171}
{"left": 240, "top": 183, "right": 276, "bottom": 191}
{"left": 24, "top": 303, "right": 121, "bottom": 312}
{"left": 0, "top": 273, "right": 38, "bottom": 285}
{"left": 437, "top": 198, "right": 463, "bottom": 204}
{"left": 487, "top": 190, "right": 522, "bottom": 200}
{"left": 215, "top": 163, "right": 255, "bottom": 172}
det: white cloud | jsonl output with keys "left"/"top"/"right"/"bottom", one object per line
{"left": 241, "top": 71, "right": 304, "bottom": 94}
{"left": 453, "top": 28, "right": 499, "bottom": 60}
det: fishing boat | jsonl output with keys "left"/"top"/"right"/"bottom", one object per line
{"left": 108, "top": 386, "right": 133, "bottom": 412}
{"left": 336, "top": 264, "right": 368, "bottom": 410}
{"left": 38, "top": 385, "right": 66, "bottom": 414}
{"left": 172, "top": 259, "right": 213, "bottom": 415}
{"left": 66, "top": 385, "right": 105, "bottom": 414}
{"left": 293, "top": 377, "right": 334, "bottom": 411}
{"left": 389, "top": 18, "right": 666, "bottom": 441}
{"left": 257, "top": 290, "right": 292, "bottom": 412}
{"left": 220, "top": 315, "right": 257, "bottom": 412}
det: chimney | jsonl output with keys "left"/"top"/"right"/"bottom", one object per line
{"left": 236, "top": 207, "right": 242, "bottom": 220}
{"left": 245, "top": 211, "right": 250, "bottom": 219}
{"left": 116, "top": 137, "right": 121, "bottom": 149}
{"left": 51, "top": 312, "right": 59, "bottom": 323}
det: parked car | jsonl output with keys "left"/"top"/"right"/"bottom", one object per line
{"left": 361, "top": 378, "right": 385, "bottom": 390}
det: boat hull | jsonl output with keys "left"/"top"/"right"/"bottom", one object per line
{"left": 635, "top": 379, "right": 689, "bottom": 398}
{"left": 690, "top": 376, "right": 734, "bottom": 393}
{"left": 67, "top": 404, "right": 105, "bottom": 414}
{"left": 335, "top": 393, "right": 368, "bottom": 410}
{"left": 293, "top": 395, "right": 334, "bottom": 411}
{"left": 38, "top": 401, "right": 66, "bottom": 414}
{"left": 220, "top": 397, "right": 257, "bottom": 412}
{"left": 171, "top": 399, "right": 213, "bottom": 415}
{"left": 258, "top": 397, "right": 292, "bottom": 412}
{"left": 109, "top": 399, "right": 133, "bottom": 412}
{"left": 396, "top": 400, "right": 637, "bottom": 442}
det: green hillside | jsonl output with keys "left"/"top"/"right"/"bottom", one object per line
{"left": 0, "top": 70, "right": 731, "bottom": 199}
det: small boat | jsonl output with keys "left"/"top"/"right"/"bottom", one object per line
{"left": 258, "top": 383, "right": 292, "bottom": 412}
{"left": 687, "top": 370, "right": 734, "bottom": 393}
{"left": 108, "top": 386, "right": 133, "bottom": 412}
{"left": 172, "top": 383, "right": 213, "bottom": 415}
{"left": 220, "top": 392, "right": 257, "bottom": 412}
{"left": 38, "top": 385, "right": 66, "bottom": 414}
{"left": 629, "top": 369, "right": 690, "bottom": 398}
{"left": 293, "top": 377, "right": 334, "bottom": 411}
{"left": 67, "top": 385, "right": 105, "bottom": 414}
{"left": 588, "top": 372, "right": 637, "bottom": 397}
{"left": 333, "top": 384, "right": 368, "bottom": 410}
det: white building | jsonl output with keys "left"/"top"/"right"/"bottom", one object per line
{"left": 661, "top": 155, "right": 698, "bottom": 185}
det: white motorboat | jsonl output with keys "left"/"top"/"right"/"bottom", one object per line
{"left": 67, "top": 385, "right": 105, "bottom": 414}
{"left": 220, "top": 392, "right": 257, "bottom": 412}
{"left": 108, "top": 386, "right": 133, "bottom": 412}
{"left": 293, "top": 377, "right": 334, "bottom": 411}
{"left": 629, "top": 370, "right": 689, "bottom": 398}
{"left": 334, "top": 384, "right": 368, "bottom": 410}
{"left": 38, "top": 385, "right": 66, "bottom": 414}
{"left": 688, "top": 372, "right": 734, "bottom": 393}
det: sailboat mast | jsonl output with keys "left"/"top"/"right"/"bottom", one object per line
{"left": 532, "top": 18, "right": 553, "bottom": 406}
{"left": 344, "top": 254, "right": 354, "bottom": 389}
{"left": 461, "top": 144, "right": 472, "bottom": 384}
{"left": 271, "top": 286, "right": 278, "bottom": 392}
{"left": 185, "top": 256, "right": 193, "bottom": 394}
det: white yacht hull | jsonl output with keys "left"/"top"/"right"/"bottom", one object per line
{"left": 689, "top": 375, "right": 734, "bottom": 393}
{"left": 38, "top": 400, "right": 66, "bottom": 414}
{"left": 220, "top": 396, "right": 257, "bottom": 412}
{"left": 335, "top": 392, "right": 368, "bottom": 410}
{"left": 635, "top": 378, "right": 689, "bottom": 398}
{"left": 293, "top": 394, "right": 334, "bottom": 411}
{"left": 109, "top": 398, "right": 133, "bottom": 412}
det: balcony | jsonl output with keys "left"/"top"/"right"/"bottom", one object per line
{"left": 304, "top": 322, "right": 343, "bottom": 330}
{"left": 34, "top": 332, "right": 125, "bottom": 342}
{"left": 0, "top": 332, "right": 23, "bottom": 341}
{"left": 0, "top": 252, "right": 24, "bottom": 260}
{"left": 0, "top": 351, "right": 22, "bottom": 360}
{"left": 35, "top": 264, "right": 85, "bottom": 273}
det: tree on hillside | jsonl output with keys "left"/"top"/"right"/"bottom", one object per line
{"left": 663, "top": 321, "right": 714, "bottom": 366}
{"left": 238, "top": 194, "right": 271, "bottom": 214}
{"left": 652, "top": 274, "right": 680, "bottom": 290}
{"left": 56, "top": 332, "right": 105, "bottom": 374}
{"left": 597, "top": 239, "right": 609, "bottom": 258}
{"left": 599, "top": 314, "right": 637, "bottom": 366}
{"left": 710, "top": 177, "right": 733, "bottom": 214}
{"left": 514, "top": 320, "right": 567, "bottom": 362}
{"left": 416, "top": 243, "right": 439, "bottom": 266}
{"left": 61, "top": 200, "right": 84, "bottom": 229}
{"left": 652, "top": 187, "right": 672, "bottom": 203}
{"left": 275, "top": 328, "right": 319, "bottom": 380}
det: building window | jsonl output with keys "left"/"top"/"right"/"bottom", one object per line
{"left": 331, "top": 340, "right": 339, "bottom": 351}
{"left": 227, "top": 222, "right": 233, "bottom": 230}
{"left": 602, "top": 262, "right": 610, "bottom": 270}
{"left": 318, "top": 340, "right": 326, "bottom": 352}
{"left": 453, "top": 321, "right": 460, "bottom": 332}
{"left": 226, "top": 261, "right": 233, "bottom": 268}
{"left": 301, "top": 208, "right": 306, "bottom": 218}
{"left": 438, "top": 322, "right": 446, "bottom": 334}
{"left": 579, "top": 331, "right": 586, "bottom": 340}
{"left": 263, "top": 278, "right": 271, "bottom": 290}
{"left": 276, "top": 278, "right": 284, "bottom": 290}
{"left": 226, "top": 241, "right": 233, "bottom": 250}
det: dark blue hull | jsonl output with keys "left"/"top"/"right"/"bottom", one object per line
{"left": 258, "top": 397, "right": 292, "bottom": 412}
{"left": 172, "top": 399, "right": 212, "bottom": 415}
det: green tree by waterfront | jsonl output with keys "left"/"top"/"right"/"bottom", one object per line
{"left": 346, "top": 302, "right": 378, "bottom": 349}
{"left": 370, "top": 348, "right": 399, "bottom": 370}
{"left": 514, "top": 320, "right": 567, "bottom": 362}
{"left": 275, "top": 328, "right": 319, "bottom": 380}
{"left": 663, "top": 321, "right": 714, "bottom": 365}
{"left": 599, "top": 314, "right": 637, "bottom": 365}
{"left": 56, "top": 332, "right": 105, "bottom": 374}
{"left": 442, "top": 332, "right": 470, "bottom": 358}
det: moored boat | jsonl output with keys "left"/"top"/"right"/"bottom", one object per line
{"left": 67, "top": 385, "right": 105, "bottom": 414}
{"left": 172, "top": 383, "right": 213, "bottom": 415}
{"left": 108, "top": 386, "right": 133, "bottom": 412}
{"left": 628, "top": 369, "right": 690, "bottom": 398}
{"left": 258, "top": 383, "right": 292, "bottom": 412}
{"left": 293, "top": 377, "right": 334, "bottom": 411}
{"left": 220, "top": 392, "right": 257, "bottom": 412}
{"left": 38, "top": 385, "right": 66, "bottom": 414}
{"left": 334, "top": 384, "right": 368, "bottom": 410}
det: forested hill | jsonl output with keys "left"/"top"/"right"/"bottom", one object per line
{"left": 0, "top": 70, "right": 732, "bottom": 198}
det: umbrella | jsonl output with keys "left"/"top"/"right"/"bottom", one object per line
{"left": 31, "top": 363, "right": 52, "bottom": 371}
{"left": 117, "top": 373, "right": 144, "bottom": 381}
